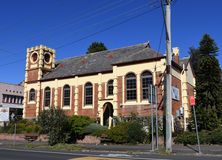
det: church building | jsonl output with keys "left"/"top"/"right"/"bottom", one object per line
{"left": 23, "top": 43, "right": 195, "bottom": 130}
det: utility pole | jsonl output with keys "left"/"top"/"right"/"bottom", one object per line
{"left": 165, "top": 0, "right": 172, "bottom": 153}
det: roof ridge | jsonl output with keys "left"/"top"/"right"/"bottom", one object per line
{"left": 56, "top": 42, "right": 149, "bottom": 63}
{"left": 0, "top": 82, "right": 23, "bottom": 86}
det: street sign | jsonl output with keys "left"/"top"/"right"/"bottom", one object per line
{"left": 190, "top": 96, "right": 195, "bottom": 106}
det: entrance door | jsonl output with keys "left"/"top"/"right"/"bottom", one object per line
{"left": 103, "top": 102, "right": 113, "bottom": 127}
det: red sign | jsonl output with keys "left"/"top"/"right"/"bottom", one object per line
{"left": 190, "top": 96, "right": 195, "bottom": 106}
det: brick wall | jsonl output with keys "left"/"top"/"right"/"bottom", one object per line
{"left": 102, "top": 83, "right": 105, "bottom": 99}
{"left": 78, "top": 85, "right": 82, "bottom": 115}
{"left": 117, "top": 76, "right": 123, "bottom": 115}
{"left": 172, "top": 76, "right": 182, "bottom": 115}
{"left": 57, "top": 87, "right": 61, "bottom": 109}
{"left": 94, "top": 83, "right": 99, "bottom": 117}
{"left": 39, "top": 89, "right": 43, "bottom": 112}
{"left": 120, "top": 105, "right": 150, "bottom": 117}
{"left": 25, "top": 105, "right": 36, "bottom": 118}
{"left": 27, "top": 70, "right": 38, "bottom": 82}
{"left": 71, "top": 86, "right": 75, "bottom": 114}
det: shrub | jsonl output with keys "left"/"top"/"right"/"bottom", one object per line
{"left": 127, "top": 121, "right": 146, "bottom": 144}
{"left": 107, "top": 122, "right": 129, "bottom": 144}
{"left": 38, "top": 108, "right": 70, "bottom": 146}
{"left": 69, "top": 115, "right": 94, "bottom": 139}
{"left": 209, "top": 128, "right": 222, "bottom": 144}
{"left": 174, "top": 132, "right": 196, "bottom": 145}
{"left": 107, "top": 121, "right": 146, "bottom": 144}
{"left": 174, "top": 128, "right": 222, "bottom": 145}
{"left": 0, "top": 119, "right": 41, "bottom": 134}
{"left": 84, "top": 123, "right": 107, "bottom": 136}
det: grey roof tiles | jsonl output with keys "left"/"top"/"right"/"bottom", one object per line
{"left": 41, "top": 43, "right": 163, "bottom": 80}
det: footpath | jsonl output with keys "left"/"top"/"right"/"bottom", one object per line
{"left": 0, "top": 140, "right": 222, "bottom": 156}
{"left": 80, "top": 143, "right": 222, "bottom": 156}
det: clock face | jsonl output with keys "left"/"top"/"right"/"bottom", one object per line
{"left": 44, "top": 52, "right": 51, "bottom": 64}
{"left": 30, "top": 52, "right": 38, "bottom": 64}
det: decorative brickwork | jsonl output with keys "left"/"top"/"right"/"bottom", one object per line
{"left": 101, "top": 83, "right": 105, "bottom": 99}
{"left": 94, "top": 83, "right": 99, "bottom": 117}
{"left": 78, "top": 85, "right": 82, "bottom": 115}
{"left": 57, "top": 87, "right": 61, "bottom": 109}
{"left": 117, "top": 76, "right": 123, "bottom": 114}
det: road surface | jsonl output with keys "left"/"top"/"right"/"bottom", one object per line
{"left": 0, "top": 148, "right": 222, "bottom": 160}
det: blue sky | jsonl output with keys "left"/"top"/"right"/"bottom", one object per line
{"left": 0, "top": 0, "right": 221, "bottom": 84}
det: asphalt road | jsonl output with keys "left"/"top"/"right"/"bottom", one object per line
{"left": 0, "top": 148, "right": 222, "bottom": 160}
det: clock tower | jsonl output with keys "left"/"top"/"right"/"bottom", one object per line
{"left": 25, "top": 45, "right": 55, "bottom": 83}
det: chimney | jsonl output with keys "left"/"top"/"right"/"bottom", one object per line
{"left": 172, "top": 47, "right": 179, "bottom": 64}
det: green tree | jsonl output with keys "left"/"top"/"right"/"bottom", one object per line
{"left": 86, "top": 41, "right": 107, "bottom": 54}
{"left": 38, "top": 108, "right": 70, "bottom": 146}
{"left": 189, "top": 34, "right": 222, "bottom": 131}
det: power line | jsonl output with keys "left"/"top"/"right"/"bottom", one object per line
{"left": 55, "top": 5, "right": 161, "bottom": 50}
{"left": 0, "top": 58, "right": 26, "bottom": 67}
{"left": 0, "top": 1, "right": 137, "bottom": 58}
{"left": 0, "top": 0, "right": 134, "bottom": 54}
{"left": 49, "top": 2, "right": 155, "bottom": 47}
{"left": 0, "top": 1, "right": 163, "bottom": 68}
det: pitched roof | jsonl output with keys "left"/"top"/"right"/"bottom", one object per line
{"left": 179, "top": 57, "right": 190, "bottom": 68}
{"left": 41, "top": 43, "right": 164, "bottom": 81}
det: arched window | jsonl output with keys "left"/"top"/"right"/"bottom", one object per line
{"left": 63, "top": 85, "right": 70, "bottom": 106}
{"left": 29, "top": 89, "right": 35, "bottom": 101}
{"left": 126, "top": 73, "right": 137, "bottom": 100}
{"left": 107, "top": 80, "right": 113, "bottom": 96}
{"left": 141, "top": 71, "right": 153, "bottom": 100}
{"left": 85, "top": 82, "right": 93, "bottom": 105}
{"left": 44, "top": 87, "right": 51, "bottom": 107}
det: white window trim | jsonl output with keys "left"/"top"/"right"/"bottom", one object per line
{"left": 28, "top": 101, "right": 36, "bottom": 105}
{"left": 106, "top": 80, "right": 114, "bottom": 99}
{"left": 28, "top": 89, "right": 36, "bottom": 104}
{"left": 82, "top": 83, "right": 94, "bottom": 109}
{"left": 61, "top": 85, "right": 71, "bottom": 110}
{"left": 43, "top": 87, "right": 51, "bottom": 108}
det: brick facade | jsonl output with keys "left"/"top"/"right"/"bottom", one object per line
{"left": 23, "top": 45, "right": 195, "bottom": 129}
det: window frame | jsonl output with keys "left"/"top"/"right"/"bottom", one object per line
{"left": 29, "top": 89, "right": 36, "bottom": 102}
{"left": 44, "top": 87, "right": 51, "bottom": 107}
{"left": 126, "top": 73, "right": 137, "bottom": 101}
{"left": 84, "top": 82, "right": 93, "bottom": 105}
{"left": 141, "top": 71, "right": 153, "bottom": 100}
{"left": 107, "top": 80, "right": 114, "bottom": 96}
{"left": 63, "top": 85, "right": 70, "bottom": 106}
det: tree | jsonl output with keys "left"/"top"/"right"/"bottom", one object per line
{"left": 86, "top": 41, "right": 107, "bottom": 54}
{"left": 38, "top": 108, "right": 70, "bottom": 146}
{"left": 199, "top": 34, "right": 219, "bottom": 56}
{"left": 189, "top": 34, "right": 222, "bottom": 131}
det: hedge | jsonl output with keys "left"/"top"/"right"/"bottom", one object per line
{"left": 174, "top": 127, "right": 222, "bottom": 145}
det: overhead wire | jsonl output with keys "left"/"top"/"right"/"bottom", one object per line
{"left": 0, "top": 1, "right": 161, "bottom": 68}
{"left": 0, "top": 0, "right": 169, "bottom": 68}
{"left": 0, "top": 0, "right": 134, "bottom": 54}
{"left": 0, "top": 0, "right": 150, "bottom": 59}
{"left": 55, "top": 5, "right": 162, "bottom": 50}
{"left": 34, "top": 2, "right": 156, "bottom": 48}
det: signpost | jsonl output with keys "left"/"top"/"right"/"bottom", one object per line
{"left": 190, "top": 96, "right": 201, "bottom": 154}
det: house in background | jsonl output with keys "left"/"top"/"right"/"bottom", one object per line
{"left": 0, "top": 82, "right": 24, "bottom": 126}
{"left": 23, "top": 43, "right": 195, "bottom": 130}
